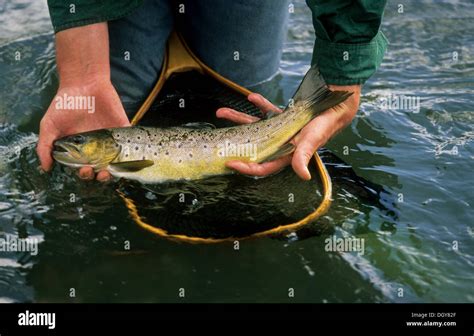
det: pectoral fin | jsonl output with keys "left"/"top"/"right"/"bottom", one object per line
{"left": 263, "top": 143, "right": 295, "bottom": 162}
{"left": 109, "top": 160, "right": 154, "bottom": 172}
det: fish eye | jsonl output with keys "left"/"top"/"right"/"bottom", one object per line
{"left": 72, "top": 135, "right": 86, "bottom": 144}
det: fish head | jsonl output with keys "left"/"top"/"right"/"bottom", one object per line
{"left": 53, "top": 130, "right": 120, "bottom": 169}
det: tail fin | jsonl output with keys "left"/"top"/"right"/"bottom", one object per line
{"left": 287, "top": 65, "right": 353, "bottom": 116}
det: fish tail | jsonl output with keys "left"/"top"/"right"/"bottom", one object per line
{"left": 289, "top": 65, "right": 353, "bottom": 117}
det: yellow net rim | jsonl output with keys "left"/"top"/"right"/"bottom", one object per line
{"left": 119, "top": 31, "right": 333, "bottom": 243}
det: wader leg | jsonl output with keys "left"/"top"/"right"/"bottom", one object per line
{"left": 176, "top": 0, "right": 291, "bottom": 89}
{"left": 108, "top": 0, "right": 174, "bottom": 117}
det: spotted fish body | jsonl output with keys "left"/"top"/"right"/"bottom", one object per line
{"left": 53, "top": 66, "right": 352, "bottom": 183}
{"left": 108, "top": 110, "right": 309, "bottom": 182}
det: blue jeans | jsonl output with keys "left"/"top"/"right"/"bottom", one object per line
{"left": 108, "top": 0, "right": 290, "bottom": 116}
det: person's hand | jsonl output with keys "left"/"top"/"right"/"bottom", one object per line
{"left": 36, "top": 23, "right": 128, "bottom": 181}
{"left": 216, "top": 85, "right": 361, "bottom": 180}
{"left": 37, "top": 78, "right": 130, "bottom": 181}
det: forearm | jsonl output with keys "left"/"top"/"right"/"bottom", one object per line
{"left": 55, "top": 23, "right": 110, "bottom": 87}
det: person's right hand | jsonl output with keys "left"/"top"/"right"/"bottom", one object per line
{"left": 37, "top": 78, "right": 130, "bottom": 181}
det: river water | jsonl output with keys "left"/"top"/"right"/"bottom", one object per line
{"left": 0, "top": 0, "right": 472, "bottom": 302}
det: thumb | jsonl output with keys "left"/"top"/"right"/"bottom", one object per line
{"left": 291, "top": 134, "right": 321, "bottom": 180}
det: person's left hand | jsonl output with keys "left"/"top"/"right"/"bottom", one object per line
{"left": 216, "top": 84, "right": 361, "bottom": 180}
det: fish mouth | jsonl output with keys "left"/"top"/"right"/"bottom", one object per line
{"left": 52, "top": 142, "right": 87, "bottom": 167}
{"left": 53, "top": 142, "right": 69, "bottom": 153}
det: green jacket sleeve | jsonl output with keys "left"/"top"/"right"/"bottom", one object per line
{"left": 47, "top": 0, "right": 143, "bottom": 33}
{"left": 306, "top": 0, "right": 389, "bottom": 85}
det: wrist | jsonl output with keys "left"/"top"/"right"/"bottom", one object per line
{"left": 329, "top": 84, "right": 361, "bottom": 109}
{"left": 57, "top": 76, "right": 113, "bottom": 93}
{"left": 55, "top": 23, "right": 110, "bottom": 88}
{"left": 58, "top": 67, "right": 110, "bottom": 88}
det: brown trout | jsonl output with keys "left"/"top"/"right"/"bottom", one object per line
{"left": 52, "top": 66, "right": 351, "bottom": 183}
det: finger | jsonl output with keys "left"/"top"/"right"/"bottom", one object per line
{"left": 226, "top": 155, "right": 291, "bottom": 177}
{"left": 291, "top": 134, "right": 322, "bottom": 181}
{"left": 96, "top": 170, "right": 111, "bottom": 182}
{"left": 36, "top": 121, "right": 58, "bottom": 172}
{"left": 216, "top": 107, "right": 260, "bottom": 124}
{"left": 78, "top": 166, "right": 94, "bottom": 180}
{"left": 248, "top": 93, "right": 283, "bottom": 114}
